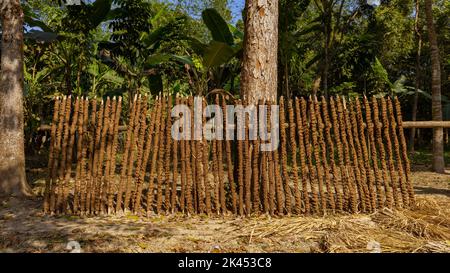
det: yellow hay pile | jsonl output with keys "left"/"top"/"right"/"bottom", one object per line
{"left": 234, "top": 196, "right": 450, "bottom": 253}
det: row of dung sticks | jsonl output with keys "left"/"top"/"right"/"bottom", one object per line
{"left": 44, "top": 95, "right": 415, "bottom": 216}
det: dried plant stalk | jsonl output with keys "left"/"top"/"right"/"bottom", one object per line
{"left": 50, "top": 96, "right": 67, "bottom": 214}
{"left": 64, "top": 97, "right": 80, "bottom": 213}
{"left": 269, "top": 101, "right": 283, "bottom": 215}
{"left": 295, "top": 98, "right": 310, "bottom": 214}
{"left": 133, "top": 98, "right": 156, "bottom": 213}
{"left": 380, "top": 97, "right": 401, "bottom": 208}
{"left": 101, "top": 97, "right": 115, "bottom": 213}
{"left": 356, "top": 98, "right": 377, "bottom": 210}
{"left": 44, "top": 98, "right": 61, "bottom": 214}
{"left": 237, "top": 99, "right": 245, "bottom": 216}
{"left": 212, "top": 124, "right": 219, "bottom": 213}
{"left": 310, "top": 97, "right": 326, "bottom": 214}
{"left": 321, "top": 97, "right": 343, "bottom": 212}
{"left": 73, "top": 98, "right": 85, "bottom": 214}
{"left": 56, "top": 96, "right": 72, "bottom": 214}
{"left": 335, "top": 97, "right": 358, "bottom": 213}
{"left": 107, "top": 97, "right": 121, "bottom": 214}
{"left": 184, "top": 97, "right": 194, "bottom": 214}
{"left": 164, "top": 96, "right": 173, "bottom": 213}
{"left": 124, "top": 97, "right": 143, "bottom": 211}
{"left": 302, "top": 98, "right": 319, "bottom": 214}
{"left": 329, "top": 98, "right": 348, "bottom": 210}
{"left": 279, "top": 97, "right": 292, "bottom": 214}
{"left": 94, "top": 98, "right": 110, "bottom": 214}
{"left": 260, "top": 146, "right": 269, "bottom": 214}
{"left": 223, "top": 96, "right": 237, "bottom": 214}
{"left": 179, "top": 97, "right": 187, "bottom": 213}
{"left": 83, "top": 99, "right": 97, "bottom": 214}
{"left": 171, "top": 96, "right": 180, "bottom": 213}
{"left": 387, "top": 98, "right": 409, "bottom": 207}
{"left": 216, "top": 95, "right": 226, "bottom": 214}
{"left": 266, "top": 101, "right": 276, "bottom": 215}
{"left": 128, "top": 97, "right": 147, "bottom": 212}
{"left": 79, "top": 98, "right": 90, "bottom": 214}
{"left": 364, "top": 97, "right": 384, "bottom": 208}
{"left": 156, "top": 96, "right": 167, "bottom": 214}
{"left": 146, "top": 97, "right": 163, "bottom": 215}
{"left": 243, "top": 100, "right": 252, "bottom": 215}
{"left": 349, "top": 99, "right": 370, "bottom": 212}
{"left": 116, "top": 95, "right": 137, "bottom": 213}
{"left": 372, "top": 97, "right": 394, "bottom": 208}
{"left": 315, "top": 97, "right": 335, "bottom": 213}
{"left": 287, "top": 99, "right": 301, "bottom": 214}
{"left": 394, "top": 97, "right": 415, "bottom": 205}
{"left": 201, "top": 97, "right": 211, "bottom": 215}
{"left": 251, "top": 100, "right": 262, "bottom": 214}
{"left": 343, "top": 97, "right": 367, "bottom": 212}
{"left": 90, "top": 99, "right": 104, "bottom": 214}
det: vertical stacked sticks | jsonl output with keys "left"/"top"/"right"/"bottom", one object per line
{"left": 44, "top": 95, "right": 415, "bottom": 216}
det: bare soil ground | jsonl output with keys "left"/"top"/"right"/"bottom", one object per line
{"left": 0, "top": 165, "right": 449, "bottom": 253}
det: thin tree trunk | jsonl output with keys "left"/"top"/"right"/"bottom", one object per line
{"left": 241, "top": 0, "right": 279, "bottom": 103}
{"left": 410, "top": 0, "right": 422, "bottom": 154}
{"left": 0, "top": 0, "right": 32, "bottom": 196}
{"left": 425, "top": 0, "right": 445, "bottom": 173}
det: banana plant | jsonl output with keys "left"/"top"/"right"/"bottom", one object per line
{"left": 87, "top": 59, "right": 124, "bottom": 97}
{"left": 186, "top": 8, "right": 243, "bottom": 94}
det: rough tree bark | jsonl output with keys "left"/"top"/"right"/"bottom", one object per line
{"left": 241, "top": 0, "right": 279, "bottom": 103}
{"left": 0, "top": 0, "right": 32, "bottom": 197}
{"left": 409, "top": 0, "right": 422, "bottom": 154}
{"left": 424, "top": 0, "right": 445, "bottom": 173}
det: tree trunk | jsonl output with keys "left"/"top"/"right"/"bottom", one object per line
{"left": 424, "top": 0, "right": 445, "bottom": 173}
{"left": 241, "top": 0, "right": 279, "bottom": 104}
{"left": 0, "top": 0, "right": 32, "bottom": 197}
{"left": 409, "top": 0, "right": 422, "bottom": 154}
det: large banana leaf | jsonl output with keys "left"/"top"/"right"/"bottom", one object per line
{"left": 25, "top": 30, "right": 59, "bottom": 43}
{"left": 89, "top": 0, "right": 113, "bottom": 28}
{"left": 202, "top": 8, "right": 234, "bottom": 46}
{"left": 145, "top": 54, "right": 194, "bottom": 67}
{"left": 203, "top": 41, "right": 235, "bottom": 68}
